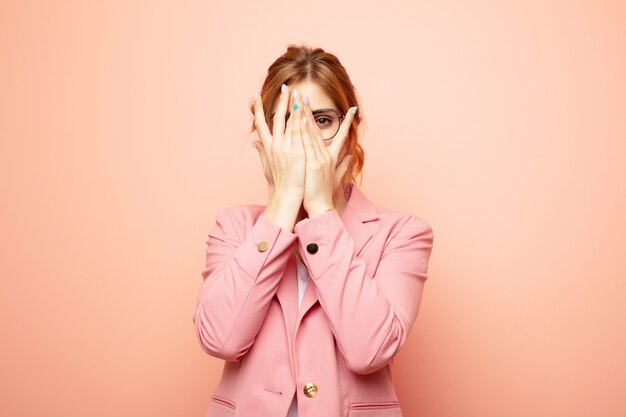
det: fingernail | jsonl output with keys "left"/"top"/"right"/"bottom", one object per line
{"left": 293, "top": 103, "right": 299, "bottom": 110}
{"left": 254, "top": 92, "right": 259, "bottom": 101}
{"left": 351, "top": 106, "right": 357, "bottom": 115}
{"left": 281, "top": 84, "right": 287, "bottom": 94}
{"left": 292, "top": 89, "right": 298, "bottom": 99}
{"left": 303, "top": 96, "right": 309, "bottom": 106}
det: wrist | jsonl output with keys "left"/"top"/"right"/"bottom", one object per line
{"left": 306, "top": 204, "right": 335, "bottom": 219}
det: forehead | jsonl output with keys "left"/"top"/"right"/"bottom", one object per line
{"left": 271, "top": 80, "right": 338, "bottom": 114}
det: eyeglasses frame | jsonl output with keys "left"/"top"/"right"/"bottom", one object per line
{"left": 267, "top": 108, "right": 346, "bottom": 141}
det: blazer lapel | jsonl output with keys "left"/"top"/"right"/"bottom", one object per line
{"left": 275, "top": 183, "right": 380, "bottom": 339}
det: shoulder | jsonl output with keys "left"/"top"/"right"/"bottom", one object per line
{"left": 211, "top": 204, "right": 270, "bottom": 241}
{"left": 371, "top": 205, "right": 434, "bottom": 242}
{"left": 349, "top": 184, "right": 433, "bottom": 238}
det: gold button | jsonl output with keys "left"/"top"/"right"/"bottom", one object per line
{"left": 257, "top": 241, "right": 269, "bottom": 252}
{"left": 303, "top": 382, "right": 318, "bottom": 398}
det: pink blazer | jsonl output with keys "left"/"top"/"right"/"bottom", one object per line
{"left": 193, "top": 183, "right": 434, "bottom": 417}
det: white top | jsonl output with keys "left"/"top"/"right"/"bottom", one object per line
{"left": 286, "top": 252, "right": 309, "bottom": 417}
{"left": 294, "top": 253, "right": 309, "bottom": 307}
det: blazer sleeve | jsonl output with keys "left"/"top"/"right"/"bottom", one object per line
{"left": 192, "top": 206, "right": 298, "bottom": 361}
{"left": 293, "top": 209, "right": 434, "bottom": 375}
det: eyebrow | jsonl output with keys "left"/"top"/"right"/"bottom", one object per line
{"left": 270, "top": 108, "right": 338, "bottom": 117}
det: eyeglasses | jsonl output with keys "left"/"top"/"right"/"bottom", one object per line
{"left": 268, "top": 108, "right": 345, "bottom": 141}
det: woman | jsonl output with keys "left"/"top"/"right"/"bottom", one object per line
{"left": 193, "top": 44, "right": 434, "bottom": 417}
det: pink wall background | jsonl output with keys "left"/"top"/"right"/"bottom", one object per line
{"left": 1, "top": 1, "right": 624, "bottom": 416}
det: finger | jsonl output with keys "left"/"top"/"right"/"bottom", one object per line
{"left": 290, "top": 89, "right": 302, "bottom": 147}
{"left": 307, "top": 110, "right": 326, "bottom": 163}
{"left": 334, "top": 154, "right": 353, "bottom": 187}
{"left": 252, "top": 140, "right": 270, "bottom": 171}
{"left": 302, "top": 95, "right": 324, "bottom": 161}
{"left": 285, "top": 111, "right": 292, "bottom": 133}
{"left": 253, "top": 92, "right": 272, "bottom": 148}
{"left": 302, "top": 95, "right": 323, "bottom": 142}
{"left": 255, "top": 141, "right": 274, "bottom": 196}
{"left": 252, "top": 140, "right": 274, "bottom": 191}
{"left": 272, "top": 84, "right": 290, "bottom": 141}
{"left": 283, "top": 106, "right": 293, "bottom": 147}
{"left": 329, "top": 105, "right": 357, "bottom": 159}
{"left": 300, "top": 107, "right": 315, "bottom": 161}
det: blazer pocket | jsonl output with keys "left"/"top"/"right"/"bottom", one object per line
{"left": 348, "top": 400, "right": 402, "bottom": 416}
{"left": 209, "top": 394, "right": 237, "bottom": 414}
{"left": 349, "top": 400, "right": 401, "bottom": 410}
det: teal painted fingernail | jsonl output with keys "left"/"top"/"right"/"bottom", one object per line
{"left": 293, "top": 103, "right": 299, "bottom": 110}
{"left": 351, "top": 106, "right": 357, "bottom": 115}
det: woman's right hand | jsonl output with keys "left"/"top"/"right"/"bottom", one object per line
{"left": 252, "top": 84, "right": 306, "bottom": 229}
{"left": 252, "top": 84, "right": 306, "bottom": 202}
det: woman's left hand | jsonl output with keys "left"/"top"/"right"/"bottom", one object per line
{"left": 299, "top": 95, "right": 357, "bottom": 218}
